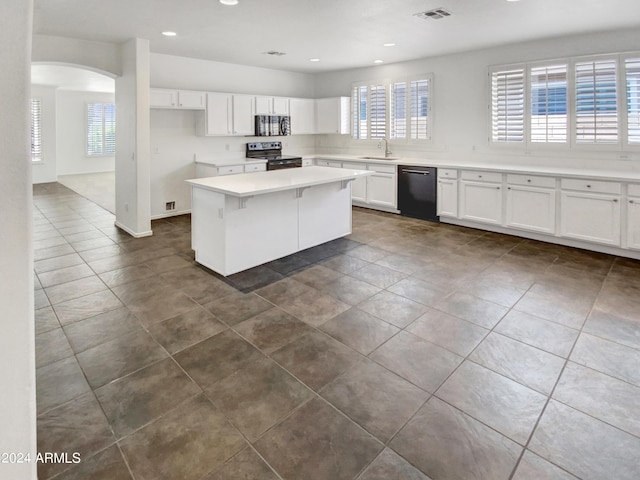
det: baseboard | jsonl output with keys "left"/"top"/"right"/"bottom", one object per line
{"left": 151, "top": 209, "right": 191, "bottom": 220}
{"left": 114, "top": 221, "right": 153, "bottom": 238}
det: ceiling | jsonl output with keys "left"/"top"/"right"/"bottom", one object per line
{"left": 33, "top": 0, "right": 640, "bottom": 74}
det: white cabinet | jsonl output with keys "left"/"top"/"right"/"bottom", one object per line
{"left": 505, "top": 174, "right": 556, "bottom": 234}
{"left": 560, "top": 179, "right": 622, "bottom": 246}
{"left": 289, "top": 98, "right": 315, "bottom": 134}
{"left": 195, "top": 162, "right": 266, "bottom": 178}
{"left": 343, "top": 162, "right": 367, "bottom": 203}
{"left": 244, "top": 163, "right": 266, "bottom": 173}
{"left": 302, "top": 158, "right": 314, "bottom": 167}
{"left": 315, "top": 159, "right": 342, "bottom": 168}
{"left": 315, "top": 97, "right": 350, "bottom": 134}
{"left": 459, "top": 171, "right": 503, "bottom": 225}
{"left": 150, "top": 88, "right": 206, "bottom": 109}
{"left": 366, "top": 164, "right": 397, "bottom": 209}
{"left": 255, "top": 96, "right": 290, "bottom": 115}
{"left": 627, "top": 185, "right": 640, "bottom": 250}
{"left": 198, "top": 93, "right": 254, "bottom": 136}
{"left": 437, "top": 169, "right": 459, "bottom": 218}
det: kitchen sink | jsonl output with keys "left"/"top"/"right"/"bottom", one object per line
{"left": 358, "top": 155, "right": 399, "bottom": 160}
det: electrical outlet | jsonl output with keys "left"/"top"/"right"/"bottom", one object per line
{"left": 165, "top": 201, "right": 176, "bottom": 211}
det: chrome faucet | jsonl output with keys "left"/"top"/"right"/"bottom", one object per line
{"left": 377, "top": 137, "right": 392, "bottom": 157}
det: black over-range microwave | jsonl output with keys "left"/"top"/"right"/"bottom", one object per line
{"left": 255, "top": 115, "right": 291, "bottom": 136}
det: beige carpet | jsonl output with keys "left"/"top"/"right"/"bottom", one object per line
{"left": 57, "top": 172, "right": 115, "bottom": 213}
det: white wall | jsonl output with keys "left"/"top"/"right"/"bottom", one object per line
{"left": 148, "top": 53, "right": 317, "bottom": 218}
{"left": 31, "top": 85, "right": 57, "bottom": 184}
{"left": 0, "top": 0, "right": 37, "bottom": 478}
{"left": 56, "top": 90, "right": 115, "bottom": 175}
{"left": 313, "top": 27, "right": 640, "bottom": 172}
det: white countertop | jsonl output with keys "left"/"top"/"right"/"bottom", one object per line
{"left": 186, "top": 166, "right": 373, "bottom": 197}
{"left": 312, "top": 154, "right": 640, "bottom": 182}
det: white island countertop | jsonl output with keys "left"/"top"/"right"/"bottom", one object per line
{"left": 186, "top": 166, "right": 372, "bottom": 197}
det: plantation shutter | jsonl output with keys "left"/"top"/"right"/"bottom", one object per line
{"left": 104, "top": 103, "right": 116, "bottom": 154}
{"left": 352, "top": 85, "right": 368, "bottom": 139}
{"left": 87, "top": 103, "right": 116, "bottom": 155}
{"left": 31, "top": 99, "right": 42, "bottom": 162}
{"left": 390, "top": 82, "right": 407, "bottom": 139}
{"left": 491, "top": 68, "right": 524, "bottom": 142}
{"left": 626, "top": 58, "right": 640, "bottom": 144}
{"left": 369, "top": 84, "right": 387, "bottom": 139}
{"left": 410, "top": 79, "right": 430, "bottom": 140}
{"left": 530, "top": 65, "right": 568, "bottom": 143}
{"left": 575, "top": 59, "right": 618, "bottom": 144}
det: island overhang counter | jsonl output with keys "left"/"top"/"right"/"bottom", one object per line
{"left": 185, "top": 166, "right": 373, "bottom": 276}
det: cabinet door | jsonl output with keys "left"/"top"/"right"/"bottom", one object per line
{"left": 232, "top": 94, "right": 255, "bottom": 135}
{"left": 254, "top": 96, "right": 272, "bottom": 114}
{"left": 315, "top": 98, "right": 342, "bottom": 134}
{"left": 459, "top": 181, "right": 503, "bottom": 224}
{"left": 627, "top": 198, "right": 640, "bottom": 250}
{"left": 505, "top": 186, "right": 556, "bottom": 234}
{"left": 272, "top": 97, "right": 290, "bottom": 115}
{"left": 343, "top": 162, "right": 367, "bottom": 203}
{"left": 289, "top": 98, "right": 315, "bottom": 134}
{"left": 178, "top": 91, "right": 205, "bottom": 109}
{"left": 437, "top": 179, "right": 458, "bottom": 217}
{"left": 367, "top": 173, "right": 397, "bottom": 208}
{"left": 150, "top": 89, "right": 177, "bottom": 108}
{"left": 206, "top": 93, "right": 232, "bottom": 135}
{"left": 560, "top": 191, "right": 621, "bottom": 246}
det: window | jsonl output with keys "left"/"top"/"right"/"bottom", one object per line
{"left": 491, "top": 53, "right": 640, "bottom": 149}
{"left": 30, "top": 99, "right": 42, "bottom": 162}
{"left": 87, "top": 103, "right": 116, "bottom": 156}
{"left": 575, "top": 59, "right": 618, "bottom": 144}
{"left": 354, "top": 76, "right": 431, "bottom": 141}
{"left": 627, "top": 58, "right": 640, "bottom": 144}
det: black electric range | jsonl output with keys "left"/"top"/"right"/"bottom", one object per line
{"left": 246, "top": 141, "right": 302, "bottom": 170}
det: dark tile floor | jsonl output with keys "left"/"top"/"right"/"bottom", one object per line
{"left": 33, "top": 182, "right": 640, "bottom": 480}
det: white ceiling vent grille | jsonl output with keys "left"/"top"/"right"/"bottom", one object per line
{"left": 414, "top": 8, "right": 452, "bottom": 20}
{"left": 262, "top": 51, "right": 286, "bottom": 56}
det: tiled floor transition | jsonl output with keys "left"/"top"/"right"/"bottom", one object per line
{"left": 33, "top": 182, "right": 640, "bottom": 480}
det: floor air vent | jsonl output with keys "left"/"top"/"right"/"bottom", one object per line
{"left": 414, "top": 8, "right": 452, "bottom": 20}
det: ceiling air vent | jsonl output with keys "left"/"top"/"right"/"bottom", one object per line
{"left": 262, "top": 51, "right": 286, "bottom": 56}
{"left": 414, "top": 8, "right": 452, "bottom": 20}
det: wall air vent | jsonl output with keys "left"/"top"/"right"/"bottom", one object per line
{"left": 414, "top": 8, "right": 452, "bottom": 20}
{"left": 262, "top": 51, "right": 286, "bottom": 56}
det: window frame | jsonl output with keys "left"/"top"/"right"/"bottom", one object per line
{"left": 489, "top": 51, "right": 640, "bottom": 153}
{"left": 30, "top": 98, "right": 43, "bottom": 164}
{"left": 352, "top": 74, "right": 433, "bottom": 144}
{"left": 86, "top": 102, "right": 116, "bottom": 157}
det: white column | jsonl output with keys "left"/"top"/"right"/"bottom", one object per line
{"left": 115, "top": 38, "right": 152, "bottom": 237}
{"left": 0, "top": 0, "right": 37, "bottom": 478}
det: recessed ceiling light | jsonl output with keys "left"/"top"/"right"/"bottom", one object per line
{"left": 219, "top": 0, "right": 239, "bottom": 5}
{"left": 161, "top": 31, "right": 177, "bottom": 37}
{"left": 309, "top": 58, "right": 320, "bottom": 62}
{"left": 383, "top": 43, "right": 396, "bottom": 47}
{"left": 374, "top": 60, "right": 384, "bottom": 64}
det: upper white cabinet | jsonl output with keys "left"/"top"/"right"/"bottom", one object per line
{"left": 198, "top": 93, "right": 256, "bottom": 136}
{"left": 255, "top": 96, "right": 290, "bottom": 115}
{"left": 315, "top": 97, "right": 350, "bottom": 135}
{"left": 560, "top": 179, "right": 621, "bottom": 246}
{"left": 231, "top": 94, "right": 255, "bottom": 136}
{"left": 150, "top": 88, "right": 206, "bottom": 109}
{"left": 437, "top": 169, "right": 458, "bottom": 218}
{"left": 505, "top": 174, "right": 557, "bottom": 234}
{"left": 289, "top": 98, "right": 315, "bottom": 135}
{"left": 459, "top": 171, "right": 503, "bottom": 225}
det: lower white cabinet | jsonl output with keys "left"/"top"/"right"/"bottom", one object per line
{"left": 560, "top": 191, "right": 621, "bottom": 246}
{"left": 316, "top": 159, "right": 342, "bottom": 168}
{"left": 505, "top": 185, "right": 556, "bottom": 234}
{"left": 195, "top": 162, "right": 265, "bottom": 177}
{"left": 367, "top": 172, "right": 397, "bottom": 208}
{"left": 437, "top": 178, "right": 458, "bottom": 217}
{"left": 459, "top": 180, "right": 503, "bottom": 225}
{"left": 627, "top": 196, "right": 640, "bottom": 250}
{"left": 342, "top": 162, "right": 367, "bottom": 202}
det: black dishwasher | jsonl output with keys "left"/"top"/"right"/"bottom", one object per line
{"left": 397, "top": 165, "right": 439, "bottom": 222}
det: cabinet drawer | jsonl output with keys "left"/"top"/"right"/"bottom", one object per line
{"left": 438, "top": 168, "right": 458, "bottom": 179}
{"left": 316, "top": 159, "right": 342, "bottom": 168}
{"left": 244, "top": 163, "right": 266, "bottom": 173}
{"left": 561, "top": 178, "right": 621, "bottom": 195}
{"left": 367, "top": 163, "right": 396, "bottom": 174}
{"left": 217, "top": 165, "right": 244, "bottom": 176}
{"left": 507, "top": 174, "right": 555, "bottom": 188}
{"left": 628, "top": 184, "right": 640, "bottom": 197}
{"left": 343, "top": 162, "right": 366, "bottom": 170}
{"left": 461, "top": 170, "right": 502, "bottom": 183}
{"left": 302, "top": 158, "right": 314, "bottom": 167}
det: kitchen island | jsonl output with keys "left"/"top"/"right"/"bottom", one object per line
{"left": 186, "top": 166, "right": 373, "bottom": 276}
